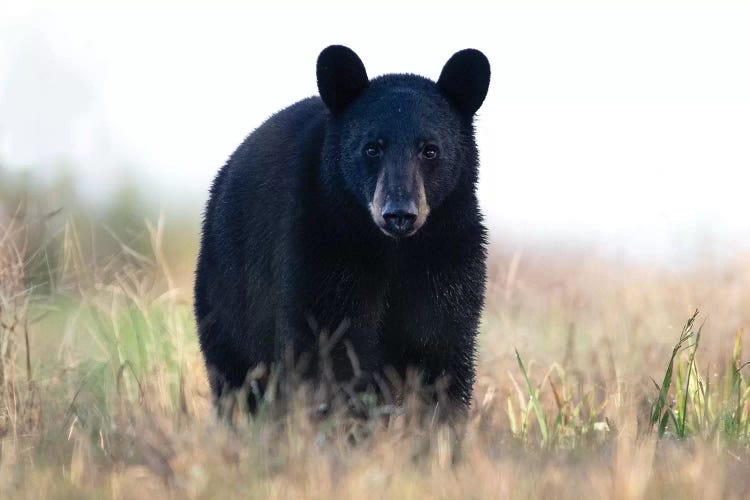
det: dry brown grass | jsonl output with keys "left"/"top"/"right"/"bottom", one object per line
{"left": 2, "top": 217, "right": 750, "bottom": 499}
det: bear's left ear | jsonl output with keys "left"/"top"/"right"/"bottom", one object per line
{"left": 437, "top": 49, "right": 491, "bottom": 116}
{"left": 317, "top": 45, "right": 369, "bottom": 115}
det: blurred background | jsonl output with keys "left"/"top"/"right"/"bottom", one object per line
{"left": 1, "top": 0, "right": 749, "bottom": 268}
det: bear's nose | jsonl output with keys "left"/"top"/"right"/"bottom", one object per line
{"left": 382, "top": 200, "right": 418, "bottom": 236}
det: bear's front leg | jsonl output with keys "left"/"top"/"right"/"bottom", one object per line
{"left": 437, "top": 332, "right": 477, "bottom": 416}
{"left": 315, "top": 317, "right": 386, "bottom": 392}
{"left": 387, "top": 245, "right": 485, "bottom": 419}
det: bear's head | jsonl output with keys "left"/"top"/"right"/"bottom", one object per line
{"left": 317, "top": 45, "right": 490, "bottom": 239}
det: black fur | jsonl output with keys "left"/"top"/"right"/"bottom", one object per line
{"left": 194, "top": 46, "right": 490, "bottom": 414}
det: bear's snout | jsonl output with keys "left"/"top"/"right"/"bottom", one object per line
{"left": 369, "top": 163, "right": 430, "bottom": 238}
{"left": 382, "top": 200, "right": 418, "bottom": 236}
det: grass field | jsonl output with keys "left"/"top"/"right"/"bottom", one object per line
{"left": 2, "top": 206, "right": 750, "bottom": 499}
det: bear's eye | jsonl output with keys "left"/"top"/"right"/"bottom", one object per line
{"left": 422, "top": 144, "right": 440, "bottom": 160}
{"left": 364, "top": 143, "right": 382, "bottom": 159}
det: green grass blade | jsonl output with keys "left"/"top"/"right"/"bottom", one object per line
{"left": 515, "top": 349, "right": 548, "bottom": 445}
{"left": 679, "top": 322, "right": 702, "bottom": 437}
{"left": 651, "top": 310, "right": 699, "bottom": 433}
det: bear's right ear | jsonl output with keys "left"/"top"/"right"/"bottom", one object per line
{"left": 317, "top": 45, "right": 369, "bottom": 115}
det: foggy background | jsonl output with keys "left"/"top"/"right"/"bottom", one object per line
{"left": 1, "top": 0, "right": 749, "bottom": 267}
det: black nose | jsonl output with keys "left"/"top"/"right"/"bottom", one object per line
{"left": 382, "top": 201, "right": 418, "bottom": 236}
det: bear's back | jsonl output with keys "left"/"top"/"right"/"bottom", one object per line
{"left": 201, "top": 96, "right": 327, "bottom": 264}
{"left": 195, "top": 97, "right": 328, "bottom": 354}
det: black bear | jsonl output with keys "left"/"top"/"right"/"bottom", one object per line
{"left": 194, "top": 45, "right": 490, "bottom": 415}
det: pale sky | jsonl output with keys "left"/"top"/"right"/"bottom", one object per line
{"left": 1, "top": 1, "right": 749, "bottom": 264}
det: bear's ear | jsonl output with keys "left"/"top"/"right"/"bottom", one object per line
{"left": 317, "top": 45, "right": 369, "bottom": 115}
{"left": 437, "top": 49, "right": 491, "bottom": 116}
